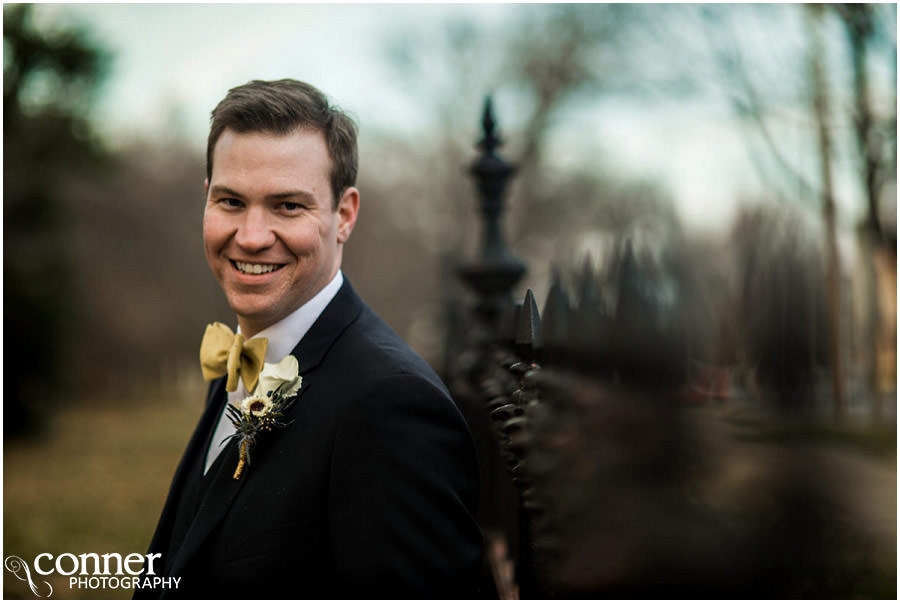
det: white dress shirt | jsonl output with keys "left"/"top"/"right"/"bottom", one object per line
{"left": 203, "top": 270, "right": 344, "bottom": 474}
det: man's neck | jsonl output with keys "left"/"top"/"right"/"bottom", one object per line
{"left": 239, "top": 321, "right": 271, "bottom": 341}
{"left": 237, "top": 272, "right": 343, "bottom": 340}
{"left": 237, "top": 270, "right": 344, "bottom": 361}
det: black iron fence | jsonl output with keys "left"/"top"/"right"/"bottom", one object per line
{"left": 445, "top": 99, "right": 896, "bottom": 599}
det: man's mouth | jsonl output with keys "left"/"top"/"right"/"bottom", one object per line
{"left": 231, "top": 260, "right": 284, "bottom": 275}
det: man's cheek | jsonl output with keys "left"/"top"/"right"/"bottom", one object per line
{"left": 203, "top": 214, "right": 231, "bottom": 250}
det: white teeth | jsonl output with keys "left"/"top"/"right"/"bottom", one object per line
{"left": 235, "top": 261, "right": 279, "bottom": 275}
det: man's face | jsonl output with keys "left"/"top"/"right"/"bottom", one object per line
{"left": 203, "top": 128, "right": 359, "bottom": 337}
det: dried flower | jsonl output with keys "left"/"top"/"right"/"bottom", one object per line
{"left": 223, "top": 354, "right": 302, "bottom": 479}
{"left": 240, "top": 394, "right": 273, "bottom": 418}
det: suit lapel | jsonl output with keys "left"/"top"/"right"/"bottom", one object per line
{"left": 290, "top": 278, "right": 363, "bottom": 375}
{"left": 165, "top": 278, "right": 364, "bottom": 576}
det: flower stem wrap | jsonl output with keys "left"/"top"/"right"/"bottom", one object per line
{"left": 234, "top": 440, "right": 249, "bottom": 480}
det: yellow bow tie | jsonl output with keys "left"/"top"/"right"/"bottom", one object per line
{"left": 199, "top": 322, "right": 268, "bottom": 393}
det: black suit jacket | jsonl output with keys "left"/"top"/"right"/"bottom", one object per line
{"left": 136, "top": 280, "right": 483, "bottom": 599}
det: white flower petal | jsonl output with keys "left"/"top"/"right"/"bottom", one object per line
{"left": 270, "top": 355, "right": 299, "bottom": 380}
{"left": 254, "top": 355, "right": 301, "bottom": 397}
{"left": 283, "top": 375, "right": 302, "bottom": 398}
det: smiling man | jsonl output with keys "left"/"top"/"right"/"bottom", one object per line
{"left": 203, "top": 127, "right": 353, "bottom": 336}
{"left": 137, "top": 79, "right": 483, "bottom": 599}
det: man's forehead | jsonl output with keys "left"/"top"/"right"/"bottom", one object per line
{"left": 216, "top": 126, "right": 327, "bottom": 146}
{"left": 212, "top": 128, "right": 330, "bottom": 166}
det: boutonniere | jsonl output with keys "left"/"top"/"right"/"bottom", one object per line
{"left": 223, "top": 355, "right": 302, "bottom": 480}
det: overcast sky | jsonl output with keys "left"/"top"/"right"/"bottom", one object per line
{"left": 31, "top": 3, "right": 896, "bottom": 235}
{"left": 40, "top": 4, "right": 449, "bottom": 140}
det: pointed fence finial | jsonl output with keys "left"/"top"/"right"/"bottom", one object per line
{"left": 577, "top": 253, "right": 599, "bottom": 312}
{"left": 516, "top": 289, "right": 541, "bottom": 347}
{"left": 538, "top": 272, "right": 570, "bottom": 354}
{"left": 615, "top": 237, "right": 649, "bottom": 322}
{"left": 479, "top": 95, "right": 501, "bottom": 155}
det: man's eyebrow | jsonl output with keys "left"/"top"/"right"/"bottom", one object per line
{"left": 209, "top": 185, "right": 317, "bottom": 203}
{"left": 265, "top": 190, "right": 317, "bottom": 203}
{"left": 209, "top": 185, "right": 245, "bottom": 199}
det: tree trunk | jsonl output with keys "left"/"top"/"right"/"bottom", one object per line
{"left": 841, "top": 5, "right": 884, "bottom": 422}
{"left": 807, "top": 6, "right": 846, "bottom": 420}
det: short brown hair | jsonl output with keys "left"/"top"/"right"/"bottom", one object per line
{"left": 207, "top": 79, "right": 358, "bottom": 207}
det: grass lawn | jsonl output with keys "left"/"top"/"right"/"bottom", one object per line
{"left": 4, "top": 385, "right": 203, "bottom": 599}
{"left": 5, "top": 388, "right": 894, "bottom": 598}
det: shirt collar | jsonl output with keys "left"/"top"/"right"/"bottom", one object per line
{"left": 237, "top": 270, "right": 344, "bottom": 364}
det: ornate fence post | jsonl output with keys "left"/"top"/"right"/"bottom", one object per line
{"left": 458, "top": 96, "right": 526, "bottom": 330}
{"left": 444, "top": 96, "right": 532, "bottom": 599}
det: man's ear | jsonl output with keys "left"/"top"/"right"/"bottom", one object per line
{"left": 336, "top": 187, "right": 360, "bottom": 244}
{"left": 204, "top": 178, "right": 209, "bottom": 196}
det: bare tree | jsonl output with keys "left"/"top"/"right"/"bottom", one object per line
{"left": 836, "top": 3, "right": 897, "bottom": 421}
{"left": 695, "top": 4, "right": 896, "bottom": 418}
{"left": 807, "top": 4, "right": 846, "bottom": 418}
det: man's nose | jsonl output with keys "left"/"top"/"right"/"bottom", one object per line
{"left": 234, "top": 206, "right": 276, "bottom": 251}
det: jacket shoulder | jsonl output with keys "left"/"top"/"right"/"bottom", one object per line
{"left": 329, "top": 303, "right": 450, "bottom": 398}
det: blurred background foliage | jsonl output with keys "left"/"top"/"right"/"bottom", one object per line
{"left": 3, "top": 3, "right": 896, "bottom": 599}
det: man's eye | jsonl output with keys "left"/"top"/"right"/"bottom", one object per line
{"left": 281, "top": 202, "right": 302, "bottom": 212}
{"left": 221, "top": 198, "right": 243, "bottom": 208}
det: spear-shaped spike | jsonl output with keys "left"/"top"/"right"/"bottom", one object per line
{"left": 620, "top": 237, "right": 635, "bottom": 275}
{"left": 550, "top": 265, "right": 563, "bottom": 288}
{"left": 577, "top": 253, "right": 599, "bottom": 311}
{"left": 515, "top": 289, "right": 541, "bottom": 347}
{"left": 570, "top": 253, "right": 612, "bottom": 369}
{"left": 615, "top": 237, "right": 646, "bottom": 321}
{"left": 538, "top": 276, "right": 570, "bottom": 350}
